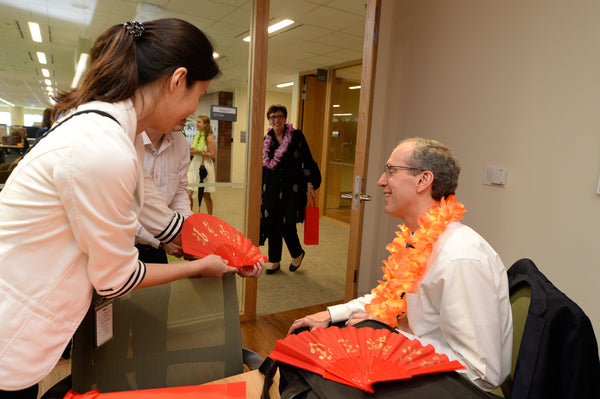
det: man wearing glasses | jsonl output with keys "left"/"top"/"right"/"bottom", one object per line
{"left": 288, "top": 137, "right": 512, "bottom": 392}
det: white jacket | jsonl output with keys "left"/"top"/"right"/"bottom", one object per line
{"left": 0, "top": 100, "right": 183, "bottom": 390}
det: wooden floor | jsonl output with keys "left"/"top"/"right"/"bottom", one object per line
{"left": 240, "top": 301, "right": 342, "bottom": 359}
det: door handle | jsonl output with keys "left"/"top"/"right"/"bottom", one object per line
{"left": 359, "top": 194, "right": 372, "bottom": 202}
{"left": 340, "top": 193, "right": 372, "bottom": 202}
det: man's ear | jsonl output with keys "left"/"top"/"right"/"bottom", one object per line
{"left": 169, "top": 67, "right": 188, "bottom": 92}
{"left": 416, "top": 170, "right": 434, "bottom": 194}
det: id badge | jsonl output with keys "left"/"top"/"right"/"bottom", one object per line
{"left": 94, "top": 298, "right": 114, "bottom": 347}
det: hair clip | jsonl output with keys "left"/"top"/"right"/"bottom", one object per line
{"left": 124, "top": 21, "right": 145, "bottom": 38}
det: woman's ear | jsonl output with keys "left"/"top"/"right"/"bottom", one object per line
{"left": 416, "top": 170, "right": 434, "bottom": 194}
{"left": 169, "top": 67, "right": 188, "bottom": 92}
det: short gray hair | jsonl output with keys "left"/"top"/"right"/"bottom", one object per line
{"left": 401, "top": 137, "right": 460, "bottom": 201}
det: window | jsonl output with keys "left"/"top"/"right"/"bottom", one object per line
{"left": 0, "top": 112, "right": 11, "bottom": 126}
{"left": 24, "top": 113, "right": 43, "bottom": 126}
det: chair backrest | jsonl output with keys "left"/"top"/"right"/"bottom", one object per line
{"left": 72, "top": 273, "right": 244, "bottom": 392}
{"left": 500, "top": 282, "right": 531, "bottom": 398}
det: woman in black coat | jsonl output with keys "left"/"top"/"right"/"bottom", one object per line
{"left": 260, "top": 104, "right": 321, "bottom": 274}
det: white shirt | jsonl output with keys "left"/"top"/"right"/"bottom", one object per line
{"left": 328, "top": 222, "right": 512, "bottom": 391}
{"left": 135, "top": 131, "right": 192, "bottom": 247}
{"left": 0, "top": 100, "right": 182, "bottom": 390}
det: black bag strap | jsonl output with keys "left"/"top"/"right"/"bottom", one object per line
{"left": 24, "top": 109, "right": 120, "bottom": 157}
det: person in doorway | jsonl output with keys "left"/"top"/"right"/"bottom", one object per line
{"left": 260, "top": 104, "right": 321, "bottom": 274}
{"left": 287, "top": 137, "right": 512, "bottom": 392}
{"left": 187, "top": 114, "right": 216, "bottom": 214}
{"left": 0, "top": 18, "right": 263, "bottom": 397}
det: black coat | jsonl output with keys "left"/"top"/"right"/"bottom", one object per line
{"left": 260, "top": 129, "right": 321, "bottom": 232}
{"left": 508, "top": 258, "right": 600, "bottom": 399}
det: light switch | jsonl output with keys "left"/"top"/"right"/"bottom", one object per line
{"left": 484, "top": 166, "right": 508, "bottom": 186}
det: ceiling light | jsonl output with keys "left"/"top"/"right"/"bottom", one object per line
{"left": 333, "top": 104, "right": 340, "bottom": 108}
{"left": 276, "top": 82, "right": 294, "bottom": 88}
{"left": 213, "top": 52, "right": 219, "bottom": 59}
{"left": 28, "top": 22, "right": 42, "bottom": 42}
{"left": 44, "top": 79, "right": 52, "bottom": 86}
{"left": 333, "top": 113, "right": 353, "bottom": 117}
{"left": 37, "top": 52, "right": 47, "bottom": 64}
{"left": 243, "top": 19, "right": 295, "bottom": 42}
{"left": 0, "top": 97, "right": 15, "bottom": 107}
{"left": 41, "top": 68, "right": 50, "bottom": 78}
{"left": 71, "top": 53, "right": 89, "bottom": 89}
{"left": 348, "top": 85, "right": 361, "bottom": 90}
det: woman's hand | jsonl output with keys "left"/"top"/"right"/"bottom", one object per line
{"left": 237, "top": 258, "right": 265, "bottom": 278}
{"left": 307, "top": 183, "right": 316, "bottom": 198}
{"left": 187, "top": 254, "right": 237, "bottom": 278}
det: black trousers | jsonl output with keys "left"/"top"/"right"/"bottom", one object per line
{"left": 0, "top": 385, "right": 38, "bottom": 398}
{"left": 266, "top": 223, "right": 303, "bottom": 263}
{"left": 135, "top": 244, "right": 168, "bottom": 264}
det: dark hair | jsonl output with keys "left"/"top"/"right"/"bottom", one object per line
{"left": 266, "top": 104, "right": 288, "bottom": 120}
{"left": 53, "top": 18, "right": 220, "bottom": 119}
{"left": 42, "top": 108, "right": 52, "bottom": 128}
{"left": 402, "top": 137, "right": 461, "bottom": 201}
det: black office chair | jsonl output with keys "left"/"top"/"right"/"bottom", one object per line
{"left": 503, "top": 258, "right": 600, "bottom": 399}
{"left": 42, "top": 274, "right": 262, "bottom": 397}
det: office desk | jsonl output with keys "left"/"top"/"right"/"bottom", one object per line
{"left": 206, "top": 369, "right": 280, "bottom": 399}
{"left": 0, "top": 144, "right": 24, "bottom": 163}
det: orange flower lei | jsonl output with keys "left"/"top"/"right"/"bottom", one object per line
{"left": 365, "top": 195, "right": 466, "bottom": 327}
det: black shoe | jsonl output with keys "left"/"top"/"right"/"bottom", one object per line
{"left": 266, "top": 263, "right": 281, "bottom": 274}
{"left": 289, "top": 252, "right": 305, "bottom": 272}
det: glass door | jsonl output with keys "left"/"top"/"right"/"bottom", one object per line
{"left": 324, "top": 64, "right": 362, "bottom": 223}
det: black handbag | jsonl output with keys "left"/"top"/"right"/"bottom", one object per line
{"left": 199, "top": 164, "right": 208, "bottom": 181}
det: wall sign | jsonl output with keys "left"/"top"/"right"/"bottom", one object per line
{"left": 210, "top": 105, "right": 238, "bottom": 122}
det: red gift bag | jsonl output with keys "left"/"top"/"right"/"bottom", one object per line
{"left": 304, "top": 198, "right": 319, "bottom": 245}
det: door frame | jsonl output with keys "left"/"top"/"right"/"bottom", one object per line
{"left": 241, "top": 0, "right": 381, "bottom": 319}
{"left": 344, "top": 0, "right": 380, "bottom": 301}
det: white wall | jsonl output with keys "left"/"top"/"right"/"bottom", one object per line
{"left": 360, "top": 0, "right": 600, "bottom": 340}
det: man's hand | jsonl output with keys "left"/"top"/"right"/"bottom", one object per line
{"left": 287, "top": 310, "right": 332, "bottom": 335}
{"left": 161, "top": 241, "right": 184, "bottom": 258}
{"left": 345, "top": 312, "right": 379, "bottom": 326}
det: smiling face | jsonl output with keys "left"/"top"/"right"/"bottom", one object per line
{"left": 378, "top": 141, "right": 421, "bottom": 221}
{"left": 268, "top": 111, "right": 287, "bottom": 134}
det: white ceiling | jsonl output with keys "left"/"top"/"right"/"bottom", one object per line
{"left": 0, "top": 0, "right": 367, "bottom": 109}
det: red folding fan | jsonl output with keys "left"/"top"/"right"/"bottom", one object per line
{"left": 182, "top": 213, "right": 267, "bottom": 269}
{"left": 269, "top": 326, "right": 465, "bottom": 393}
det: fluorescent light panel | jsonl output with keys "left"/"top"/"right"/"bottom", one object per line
{"left": 36, "top": 52, "right": 47, "bottom": 64}
{"left": 276, "top": 82, "right": 294, "bottom": 88}
{"left": 243, "top": 19, "right": 294, "bottom": 42}
{"left": 0, "top": 97, "right": 15, "bottom": 107}
{"left": 71, "top": 53, "right": 89, "bottom": 89}
{"left": 41, "top": 68, "right": 50, "bottom": 77}
{"left": 28, "top": 22, "right": 42, "bottom": 42}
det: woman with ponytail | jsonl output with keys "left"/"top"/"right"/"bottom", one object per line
{"left": 0, "top": 19, "right": 263, "bottom": 396}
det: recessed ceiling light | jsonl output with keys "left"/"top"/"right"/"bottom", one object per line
{"left": 41, "top": 69, "right": 50, "bottom": 78}
{"left": 213, "top": 52, "right": 220, "bottom": 59}
{"left": 44, "top": 79, "right": 52, "bottom": 86}
{"left": 276, "top": 82, "right": 294, "bottom": 88}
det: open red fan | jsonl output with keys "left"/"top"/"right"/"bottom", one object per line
{"left": 269, "top": 326, "right": 465, "bottom": 393}
{"left": 182, "top": 213, "right": 267, "bottom": 269}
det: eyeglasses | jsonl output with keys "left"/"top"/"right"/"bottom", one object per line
{"left": 383, "top": 163, "right": 422, "bottom": 177}
{"left": 269, "top": 114, "right": 285, "bottom": 120}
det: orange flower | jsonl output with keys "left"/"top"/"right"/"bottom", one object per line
{"left": 365, "top": 196, "right": 465, "bottom": 327}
